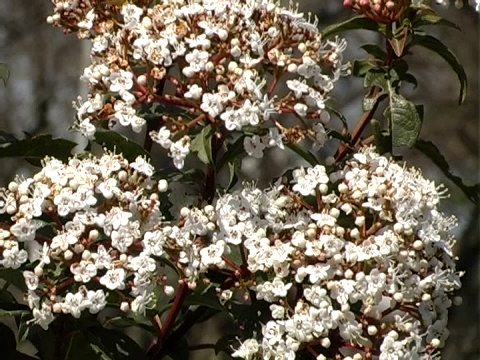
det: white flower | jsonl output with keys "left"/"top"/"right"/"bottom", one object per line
{"left": 29, "top": 303, "right": 55, "bottom": 330}
{"left": 70, "top": 260, "right": 97, "bottom": 283}
{"left": 108, "top": 70, "right": 134, "bottom": 93}
{"left": 169, "top": 136, "right": 190, "bottom": 169}
{"left": 243, "top": 135, "right": 265, "bottom": 158}
{"left": 87, "top": 289, "right": 107, "bottom": 314}
{"left": 231, "top": 338, "right": 259, "bottom": 360}
{"left": 100, "top": 268, "right": 126, "bottom": 290}
{"left": 23, "top": 270, "right": 39, "bottom": 290}
{"left": 130, "top": 156, "right": 154, "bottom": 177}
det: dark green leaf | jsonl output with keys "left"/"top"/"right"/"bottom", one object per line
{"left": 0, "top": 134, "right": 76, "bottom": 165}
{"left": 85, "top": 326, "right": 147, "bottom": 360}
{"left": 415, "top": 139, "right": 479, "bottom": 204}
{"left": 360, "top": 44, "right": 387, "bottom": 60}
{"left": 0, "top": 323, "right": 17, "bottom": 354}
{"left": 190, "top": 124, "right": 214, "bottom": 164}
{"left": 325, "top": 105, "right": 348, "bottom": 131}
{"left": 352, "top": 60, "right": 375, "bottom": 78}
{"left": 321, "top": 16, "right": 380, "bottom": 38}
{"left": 183, "top": 291, "right": 226, "bottom": 313}
{"left": 225, "top": 161, "right": 239, "bottom": 191}
{"left": 63, "top": 332, "right": 99, "bottom": 360}
{"left": 371, "top": 119, "right": 392, "bottom": 154}
{"left": 285, "top": 143, "right": 318, "bottom": 166}
{"left": 364, "top": 69, "right": 389, "bottom": 90}
{"left": 0, "top": 269, "right": 28, "bottom": 291}
{"left": 163, "top": 336, "right": 189, "bottom": 360}
{"left": 412, "top": 33, "right": 467, "bottom": 104}
{"left": 388, "top": 93, "right": 422, "bottom": 148}
{"left": 215, "top": 334, "right": 237, "bottom": 356}
{"left": 0, "top": 63, "right": 9, "bottom": 85}
{"left": 17, "top": 312, "right": 32, "bottom": 343}
{"left": 412, "top": 9, "right": 461, "bottom": 30}
{"left": 0, "top": 131, "right": 18, "bottom": 144}
{"left": 217, "top": 135, "right": 246, "bottom": 170}
{"left": 93, "top": 128, "right": 149, "bottom": 162}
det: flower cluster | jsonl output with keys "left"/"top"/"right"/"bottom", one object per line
{"left": 0, "top": 152, "right": 184, "bottom": 329}
{"left": 343, "top": 0, "right": 408, "bottom": 23}
{"left": 0, "top": 146, "right": 462, "bottom": 358}
{"left": 48, "top": 0, "right": 349, "bottom": 168}
{"left": 191, "top": 147, "right": 460, "bottom": 360}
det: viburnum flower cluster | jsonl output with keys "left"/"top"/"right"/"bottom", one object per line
{"left": 196, "top": 147, "right": 460, "bottom": 360}
{"left": 0, "top": 152, "right": 182, "bottom": 329}
{"left": 47, "top": 0, "right": 349, "bottom": 168}
{"left": 0, "top": 145, "right": 463, "bottom": 357}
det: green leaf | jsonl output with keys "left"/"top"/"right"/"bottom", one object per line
{"left": 93, "top": 128, "right": 149, "bottom": 162}
{"left": 412, "top": 33, "right": 467, "bottom": 104}
{"left": 388, "top": 94, "right": 422, "bottom": 147}
{"left": 415, "top": 139, "right": 479, "bottom": 204}
{"left": 371, "top": 119, "right": 392, "bottom": 154}
{"left": 388, "top": 93, "right": 422, "bottom": 148}
{"left": 360, "top": 44, "right": 387, "bottom": 60}
{"left": 0, "top": 63, "right": 9, "bottom": 85}
{"left": 183, "top": 290, "right": 226, "bottom": 313}
{"left": 225, "top": 161, "right": 239, "bottom": 192}
{"left": 63, "top": 332, "right": 99, "bottom": 360}
{"left": 215, "top": 334, "right": 237, "bottom": 356}
{"left": 85, "top": 326, "right": 147, "bottom": 360}
{"left": 364, "top": 69, "right": 389, "bottom": 90}
{"left": 352, "top": 60, "right": 374, "bottom": 78}
{"left": 412, "top": 9, "right": 461, "bottom": 30}
{"left": 190, "top": 124, "right": 214, "bottom": 164}
{"left": 0, "top": 268, "right": 28, "bottom": 291}
{"left": 0, "top": 134, "right": 76, "bottom": 165}
{"left": 285, "top": 143, "right": 318, "bottom": 166}
{"left": 321, "top": 16, "right": 380, "bottom": 38}
{"left": 217, "top": 135, "right": 246, "bottom": 170}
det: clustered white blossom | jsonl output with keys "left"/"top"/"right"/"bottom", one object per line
{"left": 0, "top": 146, "right": 462, "bottom": 358}
{"left": 0, "top": 152, "right": 185, "bottom": 329}
{"left": 193, "top": 147, "right": 459, "bottom": 360}
{"left": 48, "top": 0, "right": 349, "bottom": 168}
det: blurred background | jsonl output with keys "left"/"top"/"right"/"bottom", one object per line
{"left": 0, "top": 1, "right": 477, "bottom": 359}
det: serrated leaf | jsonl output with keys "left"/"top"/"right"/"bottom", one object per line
{"left": 0, "top": 134, "right": 76, "bottom": 165}
{"left": 285, "top": 143, "right": 318, "bottom": 166}
{"left": 321, "top": 16, "right": 381, "bottom": 38}
{"left": 0, "top": 63, "right": 9, "bottom": 85}
{"left": 190, "top": 124, "right": 214, "bottom": 164}
{"left": 415, "top": 139, "right": 479, "bottom": 204}
{"left": 388, "top": 94, "right": 422, "bottom": 148}
{"left": 412, "top": 33, "right": 467, "bottom": 104}
{"left": 93, "top": 128, "right": 149, "bottom": 162}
